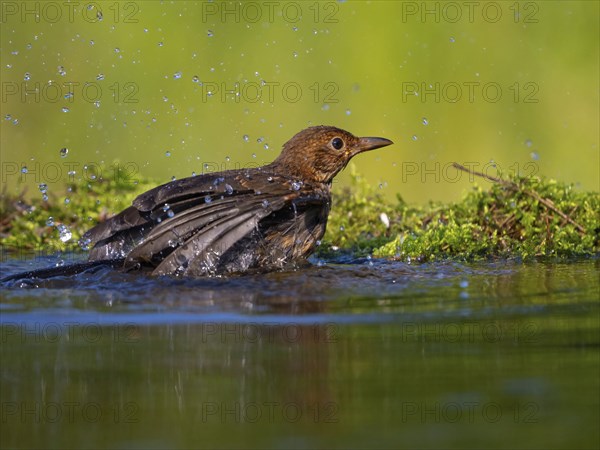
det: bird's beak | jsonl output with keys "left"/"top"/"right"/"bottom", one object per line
{"left": 352, "top": 136, "right": 394, "bottom": 157}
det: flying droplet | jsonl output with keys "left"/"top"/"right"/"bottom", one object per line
{"left": 243, "top": 134, "right": 249, "bottom": 142}
{"left": 173, "top": 72, "right": 182, "bottom": 79}
{"left": 46, "top": 217, "right": 54, "bottom": 226}
{"left": 422, "top": 117, "right": 429, "bottom": 125}
{"left": 60, "top": 147, "right": 68, "bottom": 158}
{"left": 57, "top": 224, "right": 72, "bottom": 242}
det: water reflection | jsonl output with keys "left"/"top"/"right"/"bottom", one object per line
{"left": 1, "top": 257, "right": 598, "bottom": 448}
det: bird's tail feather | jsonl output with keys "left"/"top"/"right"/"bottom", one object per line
{"left": 1, "top": 259, "right": 125, "bottom": 283}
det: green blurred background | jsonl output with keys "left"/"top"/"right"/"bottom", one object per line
{"left": 1, "top": 0, "right": 598, "bottom": 205}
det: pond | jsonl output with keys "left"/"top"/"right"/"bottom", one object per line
{"left": 1, "top": 255, "right": 599, "bottom": 449}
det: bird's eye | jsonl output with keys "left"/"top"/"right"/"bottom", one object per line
{"left": 331, "top": 137, "right": 344, "bottom": 150}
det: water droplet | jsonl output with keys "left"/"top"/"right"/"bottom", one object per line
{"left": 412, "top": 135, "right": 418, "bottom": 141}
{"left": 60, "top": 147, "right": 68, "bottom": 158}
{"left": 23, "top": 72, "right": 31, "bottom": 81}
{"left": 42, "top": 193, "right": 49, "bottom": 202}
{"left": 263, "top": 143, "right": 269, "bottom": 150}
{"left": 422, "top": 117, "right": 429, "bottom": 125}
{"left": 224, "top": 184, "right": 234, "bottom": 195}
{"left": 46, "top": 217, "right": 54, "bottom": 226}
{"left": 262, "top": 200, "right": 270, "bottom": 208}
{"left": 207, "top": 30, "right": 214, "bottom": 37}
{"left": 162, "top": 204, "right": 170, "bottom": 212}
{"left": 64, "top": 198, "right": 70, "bottom": 205}
{"left": 38, "top": 183, "right": 47, "bottom": 193}
{"left": 213, "top": 177, "right": 225, "bottom": 186}
{"left": 525, "top": 139, "right": 533, "bottom": 147}
{"left": 158, "top": 41, "right": 164, "bottom": 47}
{"left": 173, "top": 71, "right": 182, "bottom": 79}
{"left": 57, "top": 224, "right": 72, "bottom": 242}
{"left": 450, "top": 37, "right": 455, "bottom": 43}
{"left": 114, "top": 47, "right": 120, "bottom": 53}
{"left": 167, "top": 210, "right": 175, "bottom": 218}
{"left": 204, "top": 195, "right": 212, "bottom": 203}
{"left": 292, "top": 51, "right": 298, "bottom": 58}
{"left": 257, "top": 137, "right": 264, "bottom": 143}
{"left": 291, "top": 181, "right": 302, "bottom": 191}
{"left": 252, "top": 153, "right": 256, "bottom": 158}
{"left": 192, "top": 75, "right": 200, "bottom": 83}
{"left": 225, "top": 156, "right": 230, "bottom": 162}
{"left": 61, "top": 107, "right": 70, "bottom": 113}
{"left": 165, "top": 150, "right": 171, "bottom": 157}
{"left": 321, "top": 104, "right": 330, "bottom": 111}
{"left": 292, "top": 26, "right": 298, "bottom": 31}
{"left": 78, "top": 237, "right": 91, "bottom": 250}
{"left": 267, "top": 176, "right": 274, "bottom": 182}
{"left": 339, "top": 225, "right": 345, "bottom": 232}
{"left": 459, "top": 280, "right": 469, "bottom": 288}
{"left": 345, "top": 109, "right": 351, "bottom": 115}
{"left": 21, "top": 166, "right": 28, "bottom": 174}
{"left": 57, "top": 66, "right": 67, "bottom": 76}
{"left": 4, "top": 114, "right": 11, "bottom": 121}
{"left": 530, "top": 152, "right": 539, "bottom": 161}
{"left": 96, "top": 73, "right": 104, "bottom": 81}
{"left": 243, "top": 134, "right": 249, "bottom": 142}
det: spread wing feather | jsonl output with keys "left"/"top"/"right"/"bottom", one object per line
{"left": 83, "top": 169, "right": 320, "bottom": 275}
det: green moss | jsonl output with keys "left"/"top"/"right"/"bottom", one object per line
{"left": 0, "top": 164, "right": 155, "bottom": 253}
{"left": 1, "top": 163, "right": 598, "bottom": 260}
{"left": 323, "top": 165, "right": 599, "bottom": 261}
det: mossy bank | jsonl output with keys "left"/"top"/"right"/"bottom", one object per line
{"left": 1, "top": 163, "right": 598, "bottom": 261}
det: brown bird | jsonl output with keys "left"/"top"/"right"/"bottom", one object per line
{"left": 3, "top": 126, "right": 393, "bottom": 281}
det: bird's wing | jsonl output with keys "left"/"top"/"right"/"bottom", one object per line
{"left": 84, "top": 169, "right": 327, "bottom": 275}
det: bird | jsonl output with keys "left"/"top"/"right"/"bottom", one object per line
{"left": 4, "top": 126, "right": 393, "bottom": 280}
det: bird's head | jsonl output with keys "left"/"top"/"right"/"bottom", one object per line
{"left": 271, "top": 126, "right": 393, "bottom": 184}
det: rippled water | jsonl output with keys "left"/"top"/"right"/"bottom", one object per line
{"left": 1, "top": 254, "right": 599, "bottom": 449}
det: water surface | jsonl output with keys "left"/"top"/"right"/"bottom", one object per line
{"left": 1, "top": 255, "right": 598, "bottom": 449}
